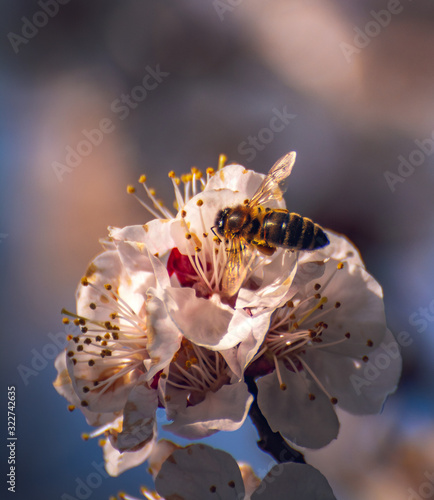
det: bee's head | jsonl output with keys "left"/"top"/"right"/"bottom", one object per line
{"left": 215, "top": 208, "right": 230, "bottom": 236}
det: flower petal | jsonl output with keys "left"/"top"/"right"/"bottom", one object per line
{"left": 116, "top": 376, "right": 158, "bottom": 452}
{"left": 155, "top": 444, "right": 245, "bottom": 500}
{"left": 257, "top": 362, "right": 340, "bottom": 449}
{"left": 304, "top": 329, "right": 401, "bottom": 415}
{"left": 163, "top": 288, "right": 242, "bottom": 350}
{"left": 53, "top": 351, "right": 120, "bottom": 427}
{"left": 164, "top": 382, "right": 253, "bottom": 439}
{"left": 251, "top": 463, "right": 336, "bottom": 500}
{"left": 103, "top": 430, "right": 155, "bottom": 477}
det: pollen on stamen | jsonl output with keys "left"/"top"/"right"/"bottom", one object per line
{"left": 345, "top": 332, "right": 351, "bottom": 338}
{"left": 168, "top": 171, "right": 176, "bottom": 178}
{"left": 181, "top": 210, "right": 187, "bottom": 218}
{"left": 67, "top": 405, "right": 75, "bottom": 412}
{"left": 314, "top": 293, "right": 321, "bottom": 299}
{"left": 218, "top": 154, "right": 227, "bottom": 170}
{"left": 362, "top": 355, "right": 369, "bottom": 363}
{"left": 330, "top": 397, "right": 338, "bottom": 405}
{"left": 127, "top": 185, "right": 136, "bottom": 194}
{"left": 98, "top": 438, "right": 107, "bottom": 447}
{"left": 367, "top": 339, "right": 374, "bottom": 347}
{"left": 314, "top": 283, "right": 321, "bottom": 291}
{"left": 337, "top": 262, "right": 344, "bottom": 270}
{"left": 286, "top": 300, "right": 294, "bottom": 308}
{"left": 62, "top": 317, "right": 70, "bottom": 324}
{"left": 88, "top": 360, "right": 95, "bottom": 367}
{"left": 335, "top": 301, "right": 341, "bottom": 308}
{"left": 139, "top": 174, "right": 147, "bottom": 183}
{"left": 81, "top": 433, "right": 90, "bottom": 441}
{"left": 206, "top": 167, "right": 215, "bottom": 176}
{"left": 280, "top": 383, "right": 287, "bottom": 391}
{"left": 80, "top": 401, "right": 89, "bottom": 407}
{"left": 196, "top": 199, "right": 204, "bottom": 206}
{"left": 89, "top": 303, "right": 96, "bottom": 310}
{"left": 81, "top": 277, "right": 89, "bottom": 286}
{"left": 185, "top": 233, "right": 192, "bottom": 240}
{"left": 104, "top": 283, "right": 112, "bottom": 290}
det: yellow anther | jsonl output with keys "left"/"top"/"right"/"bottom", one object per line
{"left": 127, "top": 185, "right": 136, "bottom": 194}
{"left": 206, "top": 167, "right": 215, "bottom": 176}
{"left": 81, "top": 277, "right": 89, "bottom": 286}
{"left": 149, "top": 188, "right": 156, "bottom": 196}
{"left": 280, "top": 383, "right": 287, "bottom": 391}
{"left": 196, "top": 199, "right": 204, "bottom": 206}
{"left": 174, "top": 177, "right": 181, "bottom": 185}
{"left": 218, "top": 153, "right": 227, "bottom": 170}
{"left": 184, "top": 173, "right": 194, "bottom": 183}
{"left": 67, "top": 405, "right": 75, "bottom": 412}
{"left": 168, "top": 171, "right": 176, "bottom": 178}
{"left": 181, "top": 209, "right": 187, "bottom": 218}
{"left": 191, "top": 166, "right": 199, "bottom": 174}
{"left": 104, "top": 284, "right": 112, "bottom": 290}
{"left": 185, "top": 233, "right": 192, "bottom": 240}
{"left": 62, "top": 317, "right": 70, "bottom": 324}
{"left": 139, "top": 174, "right": 147, "bottom": 183}
{"left": 337, "top": 262, "right": 344, "bottom": 270}
{"left": 98, "top": 438, "right": 107, "bottom": 447}
{"left": 81, "top": 433, "right": 90, "bottom": 441}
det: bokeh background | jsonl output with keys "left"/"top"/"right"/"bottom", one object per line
{"left": 1, "top": 1, "right": 434, "bottom": 499}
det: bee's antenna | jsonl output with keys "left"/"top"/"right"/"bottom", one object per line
{"left": 210, "top": 226, "right": 221, "bottom": 241}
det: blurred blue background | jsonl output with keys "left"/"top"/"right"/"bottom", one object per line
{"left": 1, "top": 1, "right": 434, "bottom": 499}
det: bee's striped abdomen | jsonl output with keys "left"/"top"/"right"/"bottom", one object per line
{"left": 262, "top": 211, "right": 329, "bottom": 250}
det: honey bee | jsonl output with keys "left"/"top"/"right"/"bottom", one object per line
{"left": 214, "top": 151, "right": 329, "bottom": 296}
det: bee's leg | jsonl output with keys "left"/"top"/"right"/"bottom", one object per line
{"left": 253, "top": 243, "right": 276, "bottom": 256}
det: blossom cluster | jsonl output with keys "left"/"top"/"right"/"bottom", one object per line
{"left": 54, "top": 154, "right": 401, "bottom": 480}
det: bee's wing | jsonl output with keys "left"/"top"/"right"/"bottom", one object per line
{"left": 249, "top": 151, "right": 296, "bottom": 207}
{"left": 221, "top": 237, "right": 251, "bottom": 297}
